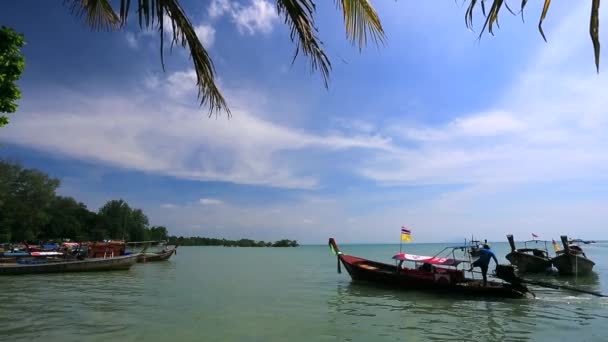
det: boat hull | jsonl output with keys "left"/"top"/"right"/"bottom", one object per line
{"left": 339, "top": 255, "right": 527, "bottom": 299}
{"left": 551, "top": 254, "right": 595, "bottom": 275}
{"left": 505, "top": 252, "right": 552, "bottom": 273}
{"left": 138, "top": 248, "right": 177, "bottom": 262}
{"left": 0, "top": 254, "right": 139, "bottom": 275}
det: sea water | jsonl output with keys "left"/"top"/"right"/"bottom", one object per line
{"left": 0, "top": 242, "right": 607, "bottom": 341}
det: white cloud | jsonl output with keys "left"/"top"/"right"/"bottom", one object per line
{"left": 209, "top": 0, "right": 233, "bottom": 18}
{"left": 1, "top": 70, "right": 391, "bottom": 189}
{"left": 161, "top": 203, "right": 177, "bottom": 209}
{"left": 358, "top": 4, "right": 608, "bottom": 188}
{"left": 166, "top": 69, "right": 198, "bottom": 99}
{"left": 208, "top": 0, "right": 278, "bottom": 35}
{"left": 143, "top": 74, "right": 160, "bottom": 89}
{"left": 199, "top": 198, "right": 223, "bottom": 205}
{"left": 125, "top": 32, "right": 137, "bottom": 49}
{"left": 232, "top": 0, "right": 278, "bottom": 35}
{"left": 194, "top": 24, "right": 216, "bottom": 47}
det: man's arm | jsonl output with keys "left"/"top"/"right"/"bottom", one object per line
{"left": 491, "top": 251, "right": 498, "bottom": 265}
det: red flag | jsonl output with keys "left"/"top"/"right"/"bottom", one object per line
{"left": 532, "top": 233, "right": 539, "bottom": 238}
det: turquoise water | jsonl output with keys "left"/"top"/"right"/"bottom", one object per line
{"left": 1, "top": 242, "right": 607, "bottom": 341}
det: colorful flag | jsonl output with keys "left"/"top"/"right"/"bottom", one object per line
{"left": 552, "top": 239, "right": 561, "bottom": 252}
{"left": 401, "top": 226, "right": 412, "bottom": 242}
{"left": 532, "top": 233, "right": 539, "bottom": 239}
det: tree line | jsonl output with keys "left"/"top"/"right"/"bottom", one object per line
{"left": 0, "top": 159, "right": 168, "bottom": 243}
{"left": 167, "top": 236, "right": 299, "bottom": 248}
{"left": 0, "top": 160, "right": 299, "bottom": 247}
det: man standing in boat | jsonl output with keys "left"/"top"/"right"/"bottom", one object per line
{"left": 469, "top": 244, "right": 498, "bottom": 286}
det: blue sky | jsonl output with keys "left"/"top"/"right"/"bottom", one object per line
{"left": 2, "top": 1, "right": 608, "bottom": 243}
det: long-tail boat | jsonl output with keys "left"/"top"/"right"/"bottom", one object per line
{"left": 505, "top": 234, "right": 552, "bottom": 273}
{"left": 328, "top": 238, "right": 529, "bottom": 298}
{"left": 139, "top": 245, "right": 178, "bottom": 262}
{"left": 0, "top": 253, "right": 140, "bottom": 275}
{"left": 551, "top": 235, "right": 595, "bottom": 275}
{"left": 127, "top": 241, "right": 178, "bottom": 262}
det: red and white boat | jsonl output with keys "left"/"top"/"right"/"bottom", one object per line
{"left": 328, "top": 238, "right": 529, "bottom": 298}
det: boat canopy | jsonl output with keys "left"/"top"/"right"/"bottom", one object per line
{"left": 392, "top": 253, "right": 463, "bottom": 266}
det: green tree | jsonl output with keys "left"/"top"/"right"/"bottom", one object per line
{"left": 128, "top": 208, "right": 149, "bottom": 241}
{"left": 42, "top": 196, "right": 98, "bottom": 241}
{"left": 0, "top": 160, "right": 60, "bottom": 242}
{"left": 0, "top": 26, "right": 25, "bottom": 128}
{"left": 68, "top": 0, "right": 384, "bottom": 114}
{"left": 145, "top": 225, "right": 169, "bottom": 241}
{"left": 98, "top": 199, "right": 132, "bottom": 239}
{"left": 98, "top": 199, "right": 150, "bottom": 241}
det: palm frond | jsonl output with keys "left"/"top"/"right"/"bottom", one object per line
{"left": 465, "top": 0, "right": 601, "bottom": 71}
{"left": 537, "top": 0, "right": 552, "bottom": 42}
{"left": 335, "top": 0, "right": 385, "bottom": 50}
{"left": 591, "top": 0, "right": 601, "bottom": 72}
{"left": 156, "top": 0, "right": 229, "bottom": 115}
{"left": 276, "top": 0, "right": 331, "bottom": 87}
{"left": 66, "top": 0, "right": 120, "bottom": 30}
{"left": 68, "top": 0, "right": 228, "bottom": 114}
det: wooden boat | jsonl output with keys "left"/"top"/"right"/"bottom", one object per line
{"left": 138, "top": 246, "right": 178, "bottom": 262}
{"left": 0, "top": 254, "right": 139, "bottom": 275}
{"left": 505, "top": 235, "right": 552, "bottom": 273}
{"left": 328, "top": 238, "right": 529, "bottom": 298}
{"left": 551, "top": 235, "right": 595, "bottom": 275}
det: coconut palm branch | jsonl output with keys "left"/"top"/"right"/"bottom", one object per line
{"left": 465, "top": 0, "right": 601, "bottom": 72}
{"left": 67, "top": 0, "right": 385, "bottom": 114}
{"left": 68, "top": 0, "right": 228, "bottom": 114}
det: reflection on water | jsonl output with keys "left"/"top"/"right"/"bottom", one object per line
{"left": 328, "top": 283, "right": 534, "bottom": 341}
{"left": 0, "top": 270, "right": 144, "bottom": 341}
{"left": 0, "top": 246, "right": 607, "bottom": 342}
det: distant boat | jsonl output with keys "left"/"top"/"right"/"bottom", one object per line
{"left": 139, "top": 246, "right": 178, "bottom": 262}
{"left": 569, "top": 238, "right": 596, "bottom": 245}
{"left": 328, "top": 238, "right": 529, "bottom": 299}
{"left": 126, "top": 241, "right": 178, "bottom": 262}
{"left": 0, "top": 254, "right": 139, "bottom": 275}
{"left": 505, "top": 235, "right": 552, "bottom": 273}
{"left": 551, "top": 236, "right": 595, "bottom": 276}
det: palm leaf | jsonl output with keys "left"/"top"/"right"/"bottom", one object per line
{"left": 591, "top": 0, "right": 601, "bottom": 72}
{"left": 66, "top": 0, "right": 120, "bottom": 30}
{"left": 276, "top": 0, "right": 331, "bottom": 87}
{"left": 335, "top": 0, "right": 385, "bottom": 50}
{"left": 68, "top": 0, "right": 228, "bottom": 115}
{"left": 466, "top": 0, "right": 602, "bottom": 71}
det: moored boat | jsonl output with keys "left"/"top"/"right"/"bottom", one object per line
{"left": 551, "top": 236, "right": 595, "bottom": 276}
{"left": 0, "top": 254, "right": 139, "bottom": 275}
{"left": 139, "top": 246, "right": 178, "bottom": 262}
{"left": 505, "top": 235, "right": 552, "bottom": 273}
{"left": 328, "top": 238, "right": 529, "bottom": 299}
{"left": 127, "top": 241, "right": 178, "bottom": 262}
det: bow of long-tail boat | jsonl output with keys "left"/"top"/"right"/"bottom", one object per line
{"left": 551, "top": 235, "right": 595, "bottom": 276}
{"left": 505, "top": 234, "right": 553, "bottom": 273}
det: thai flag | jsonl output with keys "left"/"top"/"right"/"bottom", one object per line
{"left": 401, "top": 226, "right": 411, "bottom": 235}
{"left": 532, "top": 233, "right": 539, "bottom": 238}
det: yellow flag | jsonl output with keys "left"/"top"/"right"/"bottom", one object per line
{"left": 401, "top": 227, "right": 412, "bottom": 242}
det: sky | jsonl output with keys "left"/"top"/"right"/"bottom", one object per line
{"left": 1, "top": 1, "right": 608, "bottom": 244}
